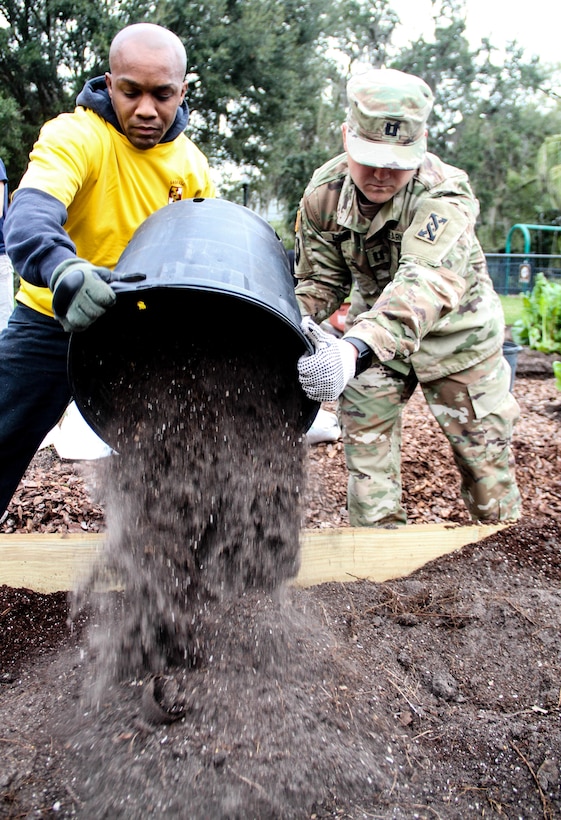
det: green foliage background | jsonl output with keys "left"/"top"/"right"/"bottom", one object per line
{"left": 0, "top": 0, "right": 560, "bottom": 245}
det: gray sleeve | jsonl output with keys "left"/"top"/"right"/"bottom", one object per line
{"left": 4, "top": 188, "right": 76, "bottom": 288}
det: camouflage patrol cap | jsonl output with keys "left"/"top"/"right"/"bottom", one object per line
{"left": 346, "top": 68, "right": 434, "bottom": 170}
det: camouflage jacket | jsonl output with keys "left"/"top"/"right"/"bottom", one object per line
{"left": 294, "top": 152, "right": 504, "bottom": 382}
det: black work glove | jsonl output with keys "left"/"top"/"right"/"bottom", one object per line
{"left": 50, "top": 258, "right": 117, "bottom": 332}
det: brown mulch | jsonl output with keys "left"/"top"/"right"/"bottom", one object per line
{"left": 1, "top": 349, "right": 560, "bottom": 819}
{"left": 305, "top": 364, "right": 561, "bottom": 530}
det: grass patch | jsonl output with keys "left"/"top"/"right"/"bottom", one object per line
{"left": 499, "top": 294, "right": 525, "bottom": 326}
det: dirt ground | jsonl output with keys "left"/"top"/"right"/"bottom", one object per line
{"left": 1, "top": 350, "right": 560, "bottom": 819}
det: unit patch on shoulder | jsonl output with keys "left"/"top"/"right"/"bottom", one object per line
{"left": 404, "top": 199, "right": 470, "bottom": 265}
{"left": 415, "top": 212, "right": 449, "bottom": 244}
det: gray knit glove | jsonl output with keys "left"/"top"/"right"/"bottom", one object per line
{"left": 50, "top": 258, "right": 116, "bottom": 332}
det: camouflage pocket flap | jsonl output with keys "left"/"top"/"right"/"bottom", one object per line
{"left": 466, "top": 357, "right": 510, "bottom": 420}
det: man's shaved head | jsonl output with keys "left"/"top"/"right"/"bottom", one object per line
{"left": 109, "top": 23, "right": 187, "bottom": 82}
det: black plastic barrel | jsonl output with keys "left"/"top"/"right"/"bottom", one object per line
{"left": 68, "top": 198, "right": 319, "bottom": 447}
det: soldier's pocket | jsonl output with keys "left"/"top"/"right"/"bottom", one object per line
{"left": 466, "top": 357, "right": 511, "bottom": 420}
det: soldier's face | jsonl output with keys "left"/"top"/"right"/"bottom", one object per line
{"left": 342, "top": 125, "right": 416, "bottom": 204}
{"left": 347, "top": 156, "right": 415, "bottom": 204}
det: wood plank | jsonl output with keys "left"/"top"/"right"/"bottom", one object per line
{"left": 0, "top": 533, "right": 103, "bottom": 594}
{"left": 0, "top": 523, "right": 507, "bottom": 594}
{"left": 295, "top": 523, "right": 507, "bottom": 587}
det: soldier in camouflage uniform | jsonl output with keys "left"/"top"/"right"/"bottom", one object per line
{"left": 295, "top": 68, "right": 521, "bottom": 527}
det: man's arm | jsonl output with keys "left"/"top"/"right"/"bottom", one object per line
{"left": 4, "top": 188, "right": 76, "bottom": 288}
{"left": 344, "top": 197, "right": 472, "bottom": 364}
{"left": 293, "top": 198, "right": 352, "bottom": 321}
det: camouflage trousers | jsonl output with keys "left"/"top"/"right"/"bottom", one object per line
{"left": 338, "top": 349, "right": 522, "bottom": 527}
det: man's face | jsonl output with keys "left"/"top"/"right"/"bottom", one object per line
{"left": 105, "top": 44, "right": 187, "bottom": 150}
{"left": 342, "top": 124, "right": 416, "bottom": 204}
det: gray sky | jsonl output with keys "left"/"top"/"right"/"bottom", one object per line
{"left": 391, "top": 0, "right": 560, "bottom": 68}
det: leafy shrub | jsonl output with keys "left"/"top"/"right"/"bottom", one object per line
{"left": 511, "top": 273, "right": 561, "bottom": 354}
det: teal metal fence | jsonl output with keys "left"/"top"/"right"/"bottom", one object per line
{"left": 485, "top": 253, "right": 561, "bottom": 295}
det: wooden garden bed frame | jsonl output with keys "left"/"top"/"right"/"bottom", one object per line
{"left": 0, "top": 523, "right": 507, "bottom": 593}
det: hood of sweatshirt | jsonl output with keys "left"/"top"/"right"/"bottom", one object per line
{"left": 75, "top": 76, "right": 190, "bottom": 143}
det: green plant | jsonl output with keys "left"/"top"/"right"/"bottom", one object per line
{"left": 553, "top": 361, "right": 561, "bottom": 391}
{"left": 511, "top": 273, "right": 561, "bottom": 354}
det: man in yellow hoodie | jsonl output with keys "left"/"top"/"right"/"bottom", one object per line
{"left": 0, "top": 22, "right": 215, "bottom": 516}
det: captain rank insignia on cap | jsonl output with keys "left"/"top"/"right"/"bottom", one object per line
{"left": 416, "top": 212, "right": 449, "bottom": 244}
{"left": 385, "top": 121, "right": 401, "bottom": 137}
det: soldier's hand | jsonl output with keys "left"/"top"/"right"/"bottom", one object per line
{"left": 298, "top": 316, "right": 357, "bottom": 402}
{"left": 50, "top": 258, "right": 116, "bottom": 332}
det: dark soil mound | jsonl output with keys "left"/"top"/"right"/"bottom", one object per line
{"left": 1, "top": 519, "right": 560, "bottom": 818}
